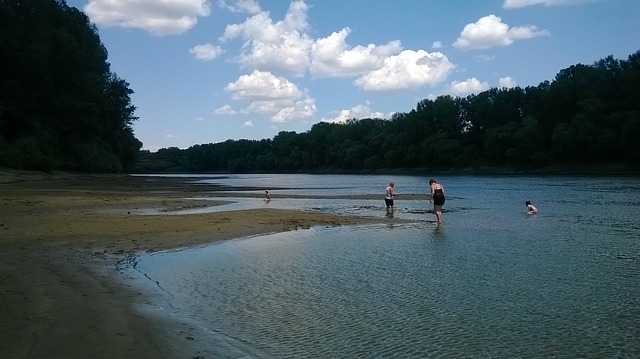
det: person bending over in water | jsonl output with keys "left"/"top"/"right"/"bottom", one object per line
{"left": 526, "top": 200, "right": 538, "bottom": 214}
{"left": 428, "top": 179, "right": 445, "bottom": 223}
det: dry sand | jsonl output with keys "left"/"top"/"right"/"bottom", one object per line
{"left": 0, "top": 171, "right": 387, "bottom": 358}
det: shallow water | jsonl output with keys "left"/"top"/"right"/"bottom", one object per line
{"left": 134, "top": 174, "right": 639, "bottom": 358}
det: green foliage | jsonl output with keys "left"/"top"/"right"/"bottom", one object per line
{"left": 131, "top": 52, "right": 640, "bottom": 172}
{"left": 0, "top": 0, "right": 142, "bottom": 172}
{"left": 136, "top": 50, "right": 640, "bottom": 173}
{"left": 0, "top": 135, "right": 56, "bottom": 171}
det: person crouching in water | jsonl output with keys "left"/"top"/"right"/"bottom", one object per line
{"left": 428, "top": 179, "right": 445, "bottom": 223}
{"left": 526, "top": 200, "right": 538, "bottom": 214}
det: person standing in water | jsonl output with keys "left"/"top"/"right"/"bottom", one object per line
{"left": 526, "top": 200, "right": 538, "bottom": 214}
{"left": 385, "top": 182, "right": 397, "bottom": 211}
{"left": 264, "top": 190, "right": 271, "bottom": 202}
{"left": 428, "top": 179, "right": 445, "bottom": 223}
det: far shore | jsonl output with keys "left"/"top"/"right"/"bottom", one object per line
{"left": 0, "top": 170, "right": 396, "bottom": 358}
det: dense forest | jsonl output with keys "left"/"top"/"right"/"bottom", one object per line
{"left": 1, "top": 2, "right": 638, "bottom": 174}
{"left": 0, "top": 0, "right": 141, "bottom": 172}
{"left": 137, "top": 51, "right": 640, "bottom": 173}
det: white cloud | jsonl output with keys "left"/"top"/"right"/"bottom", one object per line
{"left": 354, "top": 50, "right": 454, "bottom": 91}
{"left": 225, "top": 70, "right": 315, "bottom": 123}
{"left": 503, "top": 0, "right": 594, "bottom": 8}
{"left": 447, "top": 77, "right": 490, "bottom": 96}
{"left": 194, "top": 116, "right": 205, "bottom": 122}
{"left": 166, "top": 134, "right": 178, "bottom": 138}
{"left": 84, "top": 0, "right": 211, "bottom": 36}
{"left": 453, "top": 15, "right": 550, "bottom": 50}
{"left": 220, "top": 1, "right": 312, "bottom": 76}
{"left": 219, "top": 0, "right": 261, "bottom": 14}
{"left": 431, "top": 41, "right": 443, "bottom": 49}
{"left": 322, "top": 102, "right": 386, "bottom": 124}
{"left": 189, "top": 43, "right": 223, "bottom": 61}
{"left": 214, "top": 105, "right": 237, "bottom": 115}
{"left": 499, "top": 76, "right": 518, "bottom": 88}
{"left": 225, "top": 70, "right": 302, "bottom": 100}
{"left": 242, "top": 120, "right": 255, "bottom": 127}
{"left": 242, "top": 100, "right": 282, "bottom": 115}
{"left": 272, "top": 97, "right": 317, "bottom": 123}
{"left": 217, "top": 0, "right": 455, "bottom": 95}
{"left": 310, "top": 28, "right": 403, "bottom": 78}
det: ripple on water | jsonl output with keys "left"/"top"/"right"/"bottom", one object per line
{"left": 136, "top": 217, "right": 639, "bottom": 358}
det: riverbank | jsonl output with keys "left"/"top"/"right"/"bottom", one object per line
{"left": 0, "top": 170, "right": 382, "bottom": 358}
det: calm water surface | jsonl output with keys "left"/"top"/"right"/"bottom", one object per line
{"left": 134, "top": 174, "right": 639, "bottom": 358}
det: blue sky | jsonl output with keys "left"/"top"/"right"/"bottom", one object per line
{"left": 66, "top": 0, "right": 639, "bottom": 152}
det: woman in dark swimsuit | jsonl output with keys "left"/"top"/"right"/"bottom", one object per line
{"left": 429, "top": 179, "right": 445, "bottom": 223}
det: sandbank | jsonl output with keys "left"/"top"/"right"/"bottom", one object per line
{"left": 0, "top": 171, "right": 391, "bottom": 358}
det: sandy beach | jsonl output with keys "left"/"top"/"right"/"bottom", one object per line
{"left": 0, "top": 171, "right": 384, "bottom": 358}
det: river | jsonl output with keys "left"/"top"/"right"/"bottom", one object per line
{"left": 132, "top": 174, "right": 639, "bottom": 358}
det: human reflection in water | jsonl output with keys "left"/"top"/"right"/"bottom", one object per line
{"left": 385, "top": 207, "right": 394, "bottom": 219}
{"left": 426, "top": 221, "right": 444, "bottom": 241}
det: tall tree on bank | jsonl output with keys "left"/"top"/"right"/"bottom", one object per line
{"left": 0, "top": 0, "right": 141, "bottom": 172}
{"left": 135, "top": 51, "right": 639, "bottom": 173}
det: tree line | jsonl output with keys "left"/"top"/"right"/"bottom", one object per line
{"left": 0, "top": 0, "right": 141, "bottom": 172}
{"left": 1, "top": 1, "right": 637, "bottom": 174}
{"left": 136, "top": 51, "right": 640, "bottom": 173}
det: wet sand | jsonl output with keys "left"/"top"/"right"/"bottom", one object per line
{"left": 0, "top": 170, "right": 385, "bottom": 358}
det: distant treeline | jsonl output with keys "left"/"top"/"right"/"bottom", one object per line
{"left": 1, "top": 0, "right": 638, "bottom": 174}
{"left": 0, "top": 0, "right": 141, "bottom": 172}
{"left": 136, "top": 51, "right": 640, "bottom": 173}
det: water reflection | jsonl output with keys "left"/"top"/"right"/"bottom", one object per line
{"left": 132, "top": 175, "right": 640, "bottom": 358}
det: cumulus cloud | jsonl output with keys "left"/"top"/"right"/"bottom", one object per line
{"left": 217, "top": 0, "right": 453, "bottom": 94}
{"left": 322, "top": 102, "right": 386, "bottom": 124}
{"left": 499, "top": 76, "right": 518, "bottom": 88}
{"left": 225, "top": 70, "right": 315, "bottom": 123}
{"left": 503, "top": 0, "right": 593, "bottom": 8}
{"left": 354, "top": 50, "right": 454, "bottom": 91}
{"left": 447, "top": 77, "right": 490, "bottom": 96}
{"left": 219, "top": 0, "right": 261, "bottom": 14}
{"left": 225, "top": 70, "right": 303, "bottom": 100}
{"left": 220, "top": 0, "right": 312, "bottom": 76}
{"left": 310, "top": 28, "right": 403, "bottom": 78}
{"left": 189, "top": 43, "right": 224, "bottom": 61}
{"left": 453, "top": 15, "right": 550, "bottom": 50}
{"left": 83, "top": 0, "right": 211, "bottom": 36}
{"left": 272, "top": 97, "right": 317, "bottom": 123}
{"left": 431, "top": 41, "right": 443, "bottom": 49}
{"left": 242, "top": 120, "right": 255, "bottom": 127}
{"left": 214, "top": 105, "right": 237, "bottom": 115}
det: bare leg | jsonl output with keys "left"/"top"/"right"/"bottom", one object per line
{"left": 434, "top": 205, "right": 442, "bottom": 223}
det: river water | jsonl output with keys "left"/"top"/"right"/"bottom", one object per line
{"left": 132, "top": 174, "right": 639, "bottom": 358}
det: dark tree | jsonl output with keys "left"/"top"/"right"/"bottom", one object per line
{"left": 132, "top": 51, "right": 640, "bottom": 173}
{"left": 0, "top": 0, "right": 142, "bottom": 172}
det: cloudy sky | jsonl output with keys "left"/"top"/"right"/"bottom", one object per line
{"left": 66, "top": 0, "right": 638, "bottom": 151}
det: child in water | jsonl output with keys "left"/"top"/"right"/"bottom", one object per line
{"left": 526, "top": 200, "right": 538, "bottom": 214}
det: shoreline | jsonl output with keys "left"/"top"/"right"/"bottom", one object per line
{"left": 0, "top": 171, "right": 389, "bottom": 358}
{"left": 3, "top": 170, "right": 637, "bottom": 357}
